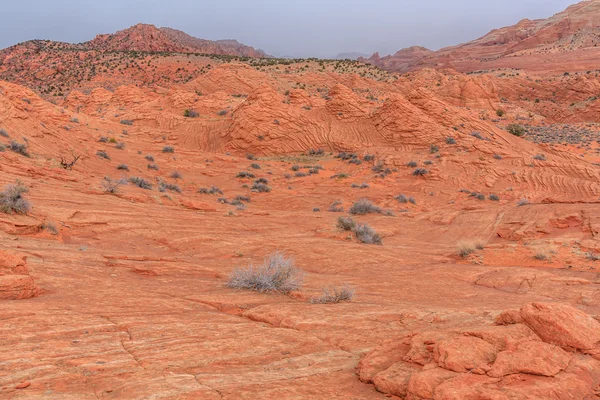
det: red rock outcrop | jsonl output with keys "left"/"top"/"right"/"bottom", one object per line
{"left": 358, "top": 302, "right": 600, "bottom": 399}
{"left": 0, "top": 250, "right": 39, "bottom": 300}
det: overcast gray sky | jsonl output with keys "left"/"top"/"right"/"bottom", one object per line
{"left": 0, "top": 0, "right": 578, "bottom": 58}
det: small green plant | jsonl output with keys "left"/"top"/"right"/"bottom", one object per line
{"left": 496, "top": 109, "right": 505, "bottom": 117}
{"left": 507, "top": 124, "right": 525, "bottom": 137}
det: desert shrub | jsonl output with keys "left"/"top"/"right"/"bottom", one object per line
{"left": 217, "top": 197, "right": 229, "bottom": 204}
{"left": 329, "top": 200, "right": 344, "bottom": 212}
{"left": 313, "top": 207, "right": 320, "bottom": 212}
{"left": 395, "top": 194, "right": 408, "bottom": 203}
{"left": 234, "top": 195, "right": 251, "bottom": 203}
{"left": 102, "top": 177, "right": 126, "bottom": 194}
{"left": 145, "top": 155, "right": 155, "bottom": 162}
{"left": 471, "top": 132, "right": 484, "bottom": 140}
{"left": 353, "top": 223, "right": 382, "bottom": 245}
{"left": 162, "top": 146, "right": 175, "bottom": 153}
{"left": 295, "top": 172, "right": 308, "bottom": 177}
{"left": 424, "top": 160, "right": 433, "bottom": 165}
{"left": 70, "top": 117, "right": 79, "bottom": 123}
{"left": 0, "top": 129, "right": 9, "bottom": 138}
{"left": 170, "top": 171, "right": 182, "bottom": 179}
{"left": 351, "top": 183, "right": 369, "bottom": 189}
{"left": 291, "top": 165, "right": 300, "bottom": 172}
{"left": 493, "top": 154, "right": 503, "bottom": 160}
{"left": 430, "top": 144, "right": 439, "bottom": 154}
{"left": 458, "top": 241, "right": 476, "bottom": 258}
{"left": 216, "top": 109, "right": 229, "bottom": 116}
{"left": 129, "top": 177, "right": 152, "bottom": 190}
{"left": 331, "top": 173, "right": 350, "bottom": 179}
{"left": 0, "top": 181, "right": 31, "bottom": 214}
{"left": 158, "top": 181, "right": 181, "bottom": 193}
{"left": 308, "top": 148, "right": 324, "bottom": 156}
{"left": 496, "top": 109, "right": 505, "bottom": 117}
{"left": 227, "top": 252, "right": 303, "bottom": 294}
{"left": 147, "top": 164, "right": 159, "bottom": 170}
{"left": 96, "top": 150, "right": 110, "bottom": 160}
{"left": 363, "top": 154, "right": 375, "bottom": 161}
{"left": 117, "top": 164, "right": 129, "bottom": 171}
{"left": 115, "top": 142, "right": 125, "bottom": 150}
{"left": 445, "top": 137, "right": 456, "bottom": 145}
{"left": 120, "top": 119, "right": 133, "bottom": 126}
{"left": 184, "top": 109, "right": 199, "bottom": 118}
{"left": 586, "top": 252, "right": 600, "bottom": 261}
{"left": 255, "top": 178, "right": 269, "bottom": 185}
{"left": 42, "top": 221, "right": 59, "bottom": 235}
{"left": 308, "top": 168, "right": 320, "bottom": 175}
{"left": 533, "top": 154, "right": 546, "bottom": 161}
{"left": 309, "top": 284, "right": 355, "bottom": 304}
{"left": 198, "top": 186, "right": 223, "bottom": 195}
{"left": 470, "top": 192, "right": 485, "bottom": 201}
{"left": 534, "top": 252, "right": 549, "bottom": 261}
{"left": 336, "top": 152, "right": 358, "bottom": 161}
{"left": 9, "top": 141, "right": 29, "bottom": 157}
{"left": 252, "top": 182, "right": 272, "bottom": 193}
{"left": 250, "top": 163, "right": 261, "bottom": 169}
{"left": 236, "top": 171, "right": 255, "bottom": 179}
{"left": 337, "top": 216, "right": 356, "bottom": 231}
{"left": 349, "top": 198, "right": 382, "bottom": 215}
{"left": 507, "top": 124, "right": 525, "bottom": 137}
{"left": 99, "top": 136, "right": 109, "bottom": 143}
{"left": 406, "top": 161, "right": 418, "bottom": 168}
{"left": 413, "top": 168, "right": 428, "bottom": 176}
{"left": 517, "top": 198, "right": 530, "bottom": 207}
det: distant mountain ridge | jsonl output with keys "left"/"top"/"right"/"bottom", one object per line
{"left": 361, "top": 0, "right": 600, "bottom": 74}
{"left": 83, "top": 24, "right": 269, "bottom": 57}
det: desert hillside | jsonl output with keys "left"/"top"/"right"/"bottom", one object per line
{"left": 2, "top": 8, "right": 600, "bottom": 400}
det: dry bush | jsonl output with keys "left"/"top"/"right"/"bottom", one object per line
{"left": 457, "top": 239, "right": 486, "bottom": 258}
{"left": 349, "top": 198, "right": 382, "bottom": 215}
{"left": 227, "top": 252, "right": 303, "bottom": 294}
{"left": 353, "top": 223, "right": 382, "bottom": 245}
{"left": 309, "top": 284, "right": 355, "bottom": 304}
{"left": 0, "top": 181, "right": 31, "bottom": 214}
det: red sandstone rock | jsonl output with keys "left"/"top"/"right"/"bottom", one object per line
{"left": 520, "top": 302, "right": 600, "bottom": 350}
{"left": 487, "top": 340, "right": 571, "bottom": 377}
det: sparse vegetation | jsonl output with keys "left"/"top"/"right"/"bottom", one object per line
{"left": 96, "top": 150, "right": 110, "bottom": 160}
{"left": 337, "top": 216, "right": 356, "bottom": 231}
{"left": 117, "top": 164, "right": 129, "bottom": 171}
{"left": 158, "top": 181, "right": 182, "bottom": 193}
{"left": 445, "top": 137, "right": 456, "bottom": 145}
{"left": 8, "top": 141, "right": 29, "bottom": 157}
{"left": 129, "top": 177, "right": 153, "bottom": 190}
{"left": 147, "top": 163, "right": 159, "bottom": 170}
{"left": 170, "top": 171, "right": 182, "bottom": 179}
{"left": 533, "top": 154, "right": 546, "bottom": 161}
{"left": 406, "top": 161, "right": 418, "bottom": 168}
{"left": 102, "top": 177, "right": 125, "bottom": 194}
{"left": 162, "top": 146, "right": 175, "bottom": 153}
{"left": 0, "top": 129, "right": 9, "bottom": 138}
{"left": 353, "top": 223, "right": 382, "bottom": 245}
{"left": 198, "top": 186, "right": 223, "bottom": 195}
{"left": 349, "top": 199, "right": 382, "bottom": 215}
{"left": 184, "top": 109, "right": 199, "bottom": 118}
{"left": 507, "top": 124, "right": 525, "bottom": 137}
{"left": 236, "top": 171, "right": 256, "bottom": 179}
{"left": 413, "top": 168, "right": 428, "bottom": 176}
{"left": 329, "top": 200, "right": 344, "bottom": 212}
{"left": 0, "top": 181, "right": 31, "bottom": 214}
{"left": 250, "top": 163, "right": 261, "bottom": 169}
{"left": 145, "top": 155, "right": 155, "bottom": 162}
{"left": 120, "top": 119, "right": 133, "bottom": 126}
{"left": 309, "top": 284, "right": 355, "bottom": 304}
{"left": 252, "top": 182, "right": 272, "bottom": 193}
{"left": 227, "top": 252, "right": 303, "bottom": 294}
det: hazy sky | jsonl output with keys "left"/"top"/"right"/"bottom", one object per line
{"left": 0, "top": 0, "right": 577, "bottom": 58}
